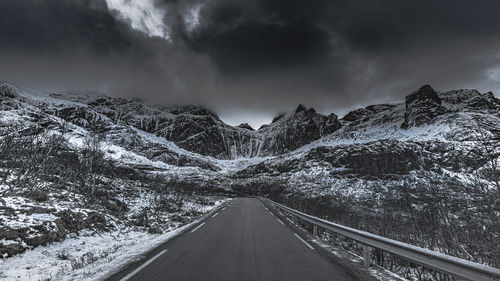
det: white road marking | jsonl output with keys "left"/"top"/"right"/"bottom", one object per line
{"left": 277, "top": 219, "right": 285, "bottom": 225}
{"left": 294, "top": 233, "right": 314, "bottom": 250}
{"left": 119, "top": 249, "right": 167, "bottom": 281}
{"left": 190, "top": 222, "right": 205, "bottom": 233}
{"left": 212, "top": 213, "right": 218, "bottom": 218}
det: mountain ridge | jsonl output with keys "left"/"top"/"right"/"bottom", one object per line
{"left": 2, "top": 81, "right": 499, "bottom": 162}
{"left": 1, "top": 80, "right": 499, "bottom": 273}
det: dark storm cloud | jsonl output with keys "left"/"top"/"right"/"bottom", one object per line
{"left": 186, "top": 0, "right": 500, "bottom": 68}
{"left": 183, "top": 0, "right": 334, "bottom": 71}
{"left": 0, "top": 0, "right": 217, "bottom": 103}
{"left": 1, "top": 0, "right": 499, "bottom": 127}
{"left": 0, "top": 0, "right": 132, "bottom": 54}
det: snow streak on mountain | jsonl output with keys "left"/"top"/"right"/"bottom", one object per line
{"left": 0, "top": 81, "right": 499, "bottom": 280}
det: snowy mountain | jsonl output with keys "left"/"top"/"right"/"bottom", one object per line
{"left": 1, "top": 81, "right": 498, "bottom": 183}
{"left": 232, "top": 84, "right": 499, "bottom": 191}
{"left": 18, "top": 86, "right": 340, "bottom": 160}
{"left": 1, "top": 81, "right": 499, "bottom": 278}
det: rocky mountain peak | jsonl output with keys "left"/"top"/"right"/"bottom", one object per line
{"left": 257, "top": 105, "right": 342, "bottom": 155}
{"left": 167, "top": 105, "right": 219, "bottom": 118}
{"left": 342, "top": 104, "right": 396, "bottom": 122}
{"left": 402, "top": 84, "right": 447, "bottom": 129}
{"left": 271, "top": 112, "right": 286, "bottom": 123}
{"left": 294, "top": 104, "right": 317, "bottom": 115}
{"left": 439, "top": 89, "right": 500, "bottom": 112}
{"left": 237, "top": 123, "right": 254, "bottom": 130}
{"left": 295, "top": 104, "right": 307, "bottom": 113}
{"left": 0, "top": 81, "right": 19, "bottom": 98}
{"left": 405, "top": 84, "right": 441, "bottom": 108}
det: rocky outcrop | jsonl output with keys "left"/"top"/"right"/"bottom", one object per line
{"left": 82, "top": 98, "right": 343, "bottom": 158}
{"left": 55, "top": 106, "right": 113, "bottom": 130}
{"left": 257, "top": 105, "right": 342, "bottom": 155}
{"left": 237, "top": 123, "right": 254, "bottom": 130}
{"left": 402, "top": 85, "right": 447, "bottom": 129}
{"left": 0, "top": 82, "right": 21, "bottom": 110}
{"left": 343, "top": 104, "right": 396, "bottom": 123}
{"left": 0, "top": 82, "right": 18, "bottom": 98}
{"left": 440, "top": 89, "right": 500, "bottom": 113}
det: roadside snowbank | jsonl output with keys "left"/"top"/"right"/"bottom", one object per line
{"left": 0, "top": 200, "right": 227, "bottom": 281}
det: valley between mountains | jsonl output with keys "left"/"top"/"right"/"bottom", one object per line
{"left": 0, "top": 81, "right": 498, "bottom": 280}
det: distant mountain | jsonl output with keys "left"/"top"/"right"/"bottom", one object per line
{"left": 1, "top": 82, "right": 341, "bottom": 159}
{"left": 3, "top": 81, "right": 498, "bottom": 195}
{"left": 2, "top": 81, "right": 498, "bottom": 173}
{"left": 1, "top": 81, "right": 499, "bottom": 270}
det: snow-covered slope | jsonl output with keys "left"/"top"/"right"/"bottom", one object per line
{"left": 233, "top": 85, "right": 499, "bottom": 186}
{"left": 1, "top": 81, "right": 498, "bottom": 181}
{"left": 2, "top": 81, "right": 499, "bottom": 279}
{"left": 2, "top": 82, "right": 342, "bottom": 160}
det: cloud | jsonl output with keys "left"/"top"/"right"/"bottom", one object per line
{"left": 1, "top": 0, "right": 500, "bottom": 127}
{"left": 105, "top": 0, "right": 171, "bottom": 41}
{"left": 183, "top": 3, "right": 204, "bottom": 32}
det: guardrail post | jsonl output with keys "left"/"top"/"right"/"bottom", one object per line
{"left": 313, "top": 225, "right": 318, "bottom": 237}
{"left": 363, "top": 245, "right": 371, "bottom": 268}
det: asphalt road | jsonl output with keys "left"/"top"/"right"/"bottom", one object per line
{"left": 108, "top": 198, "right": 362, "bottom": 281}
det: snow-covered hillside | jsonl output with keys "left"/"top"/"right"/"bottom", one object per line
{"left": 228, "top": 85, "right": 500, "bottom": 276}
{"left": 1, "top": 82, "right": 344, "bottom": 160}
{"left": 1, "top": 81, "right": 499, "bottom": 279}
{"left": 1, "top": 81, "right": 498, "bottom": 193}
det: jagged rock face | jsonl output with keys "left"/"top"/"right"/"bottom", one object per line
{"left": 55, "top": 106, "right": 114, "bottom": 130}
{"left": 148, "top": 104, "right": 342, "bottom": 158}
{"left": 257, "top": 105, "right": 342, "bottom": 155}
{"left": 402, "top": 85, "right": 447, "bottom": 129}
{"left": 440, "top": 89, "right": 500, "bottom": 113}
{"left": 235, "top": 137, "right": 490, "bottom": 180}
{"left": 153, "top": 114, "right": 261, "bottom": 158}
{"left": 0, "top": 82, "right": 21, "bottom": 110}
{"left": 76, "top": 97, "right": 261, "bottom": 158}
{"left": 83, "top": 98, "right": 342, "bottom": 159}
{"left": 237, "top": 123, "right": 254, "bottom": 130}
{"left": 330, "top": 143, "right": 424, "bottom": 175}
{"left": 0, "top": 83, "right": 18, "bottom": 98}
{"left": 4, "top": 85, "right": 342, "bottom": 159}
{"left": 342, "top": 104, "right": 396, "bottom": 123}
{"left": 3, "top": 81, "right": 497, "bottom": 163}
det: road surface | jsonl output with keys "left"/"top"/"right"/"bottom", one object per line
{"left": 108, "top": 198, "right": 365, "bottom": 281}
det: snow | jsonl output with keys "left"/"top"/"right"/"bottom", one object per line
{"left": 0, "top": 226, "right": 185, "bottom": 280}
{"left": 0, "top": 201, "right": 227, "bottom": 281}
{"left": 9, "top": 213, "right": 58, "bottom": 228}
{"left": 131, "top": 127, "right": 218, "bottom": 163}
{"left": 1, "top": 81, "right": 499, "bottom": 280}
{"left": 13, "top": 85, "right": 89, "bottom": 108}
{"left": 102, "top": 143, "right": 170, "bottom": 170}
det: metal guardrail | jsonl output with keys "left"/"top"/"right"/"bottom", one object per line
{"left": 264, "top": 199, "right": 500, "bottom": 281}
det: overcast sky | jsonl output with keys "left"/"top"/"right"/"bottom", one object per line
{"left": 1, "top": 0, "right": 499, "bottom": 128}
